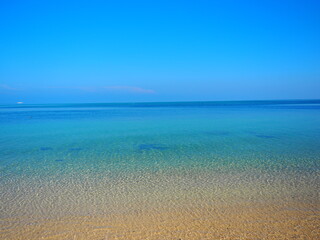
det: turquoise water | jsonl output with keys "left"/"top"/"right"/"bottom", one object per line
{"left": 0, "top": 100, "right": 320, "bottom": 219}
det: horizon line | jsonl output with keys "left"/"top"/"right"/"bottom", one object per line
{"left": 1, "top": 98, "right": 320, "bottom": 106}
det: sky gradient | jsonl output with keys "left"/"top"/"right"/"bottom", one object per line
{"left": 0, "top": 0, "right": 320, "bottom": 103}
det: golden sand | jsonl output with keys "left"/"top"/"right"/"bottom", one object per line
{"left": 1, "top": 202, "right": 319, "bottom": 240}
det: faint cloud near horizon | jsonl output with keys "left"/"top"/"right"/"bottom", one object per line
{"left": 0, "top": 84, "right": 18, "bottom": 91}
{"left": 29, "top": 85, "right": 155, "bottom": 94}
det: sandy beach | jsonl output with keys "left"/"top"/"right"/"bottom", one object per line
{"left": 1, "top": 200, "right": 319, "bottom": 240}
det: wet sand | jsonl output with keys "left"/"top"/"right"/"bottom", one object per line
{"left": 1, "top": 201, "right": 319, "bottom": 240}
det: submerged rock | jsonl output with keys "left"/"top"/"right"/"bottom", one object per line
{"left": 40, "top": 147, "right": 53, "bottom": 151}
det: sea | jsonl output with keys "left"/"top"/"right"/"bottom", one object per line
{"left": 0, "top": 100, "right": 319, "bottom": 239}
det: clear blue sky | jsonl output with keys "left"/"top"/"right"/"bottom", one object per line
{"left": 0, "top": 0, "right": 319, "bottom": 103}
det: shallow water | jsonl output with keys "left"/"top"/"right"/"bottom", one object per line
{"left": 0, "top": 100, "right": 319, "bottom": 239}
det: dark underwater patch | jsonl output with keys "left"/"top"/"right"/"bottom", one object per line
{"left": 55, "top": 159, "right": 64, "bottom": 162}
{"left": 139, "top": 144, "right": 168, "bottom": 151}
{"left": 255, "top": 135, "right": 277, "bottom": 139}
{"left": 69, "top": 147, "right": 83, "bottom": 151}
{"left": 40, "top": 147, "right": 53, "bottom": 151}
